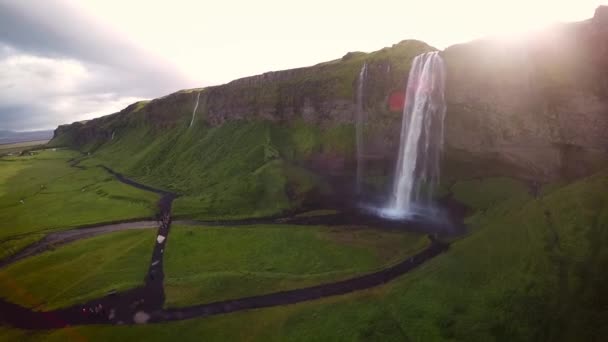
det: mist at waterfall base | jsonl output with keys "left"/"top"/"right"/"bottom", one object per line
{"left": 357, "top": 52, "right": 448, "bottom": 226}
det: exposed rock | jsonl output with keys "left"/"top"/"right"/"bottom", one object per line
{"left": 442, "top": 8, "right": 608, "bottom": 180}
{"left": 133, "top": 311, "right": 150, "bottom": 324}
{"left": 50, "top": 11, "right": 608, "bottom": 182}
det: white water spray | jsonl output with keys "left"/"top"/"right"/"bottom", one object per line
{"left": 382, "top": 52, "right": 446, "bottom": 218}
{"left": 189, "top": 92, "right": 201, "bottom": 128}
{"left": 355, "top": 62, "right": 368, "bottom": 194}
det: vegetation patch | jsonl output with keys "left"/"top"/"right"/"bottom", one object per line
{"left": 72, "top": 121, "right": 342, "bottom": 219}
{"left": 163, "top": 225, "right": 428, "bottom": 308}
{"left": 0, "top": 229, "right": 155, "bottom": 310}
{"left": 294, "top": 209, "right": 338, "bottom": 218}
{"left": 0, "top": 234, "right": 45, "bottom": 261}
{"left": 450, "top": 177, "right": 530, "bottom": 211}
{"left": 0, "top": 149, "right": 159, "bottom": 240}
{"left": 9, "top": 170, "right": 603, "bottom": 341}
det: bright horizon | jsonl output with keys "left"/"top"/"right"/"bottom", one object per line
{"left": 1, "top": 0, "right": 607, "bottom": 131}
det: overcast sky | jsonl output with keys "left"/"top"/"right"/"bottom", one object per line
{"left": 0, "top": 0, "right": 605, "bottom": 131}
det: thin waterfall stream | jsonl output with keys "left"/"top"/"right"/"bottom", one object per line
{"left": 355, "top": 62, "right": 368, "bottom": 194}
{"left": 189, "top": 92, "right": 201, "bottom": 128}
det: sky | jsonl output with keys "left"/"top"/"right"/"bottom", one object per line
{"left": 0, "top": 0, "right": 606, "bottom": 131}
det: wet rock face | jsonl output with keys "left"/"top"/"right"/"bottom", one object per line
{"left": 442, "top": 8, "right": 608, "bottom": 180}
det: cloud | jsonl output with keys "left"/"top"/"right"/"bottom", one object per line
{"left": 0, "top": 0, "right": 191, "bottom": 131}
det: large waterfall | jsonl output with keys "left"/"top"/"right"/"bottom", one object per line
{"left": 383, "top": 51, "right": 446, "bottom": 218}
{"left": 355, "top": 62, "right": 368, "bottom": 194}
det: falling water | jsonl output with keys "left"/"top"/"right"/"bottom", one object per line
{"left": 382, "top": 51, "right": 446, "bottom": 218}
{"left": 355, "top": 63, "right": 368, "bottom": 194}
{"left": 189, "top": 92, "right": 201, "bottom": 128}
{"left": 111, "top": 131, "right": 115, "bottom": 140}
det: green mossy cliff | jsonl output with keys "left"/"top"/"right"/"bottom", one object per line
{"left": 50, "top": 8, "right": 608, "bottom": 216}
{"left": 49, "top": 40, "right": 435, "bottom": 217}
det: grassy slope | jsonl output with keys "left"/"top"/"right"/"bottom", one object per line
{"left": 163, "top": 225, "right": 428, "bottom": 307}
{"left": 450, "top": 177, "right": 531, "bottom": 211}
{"left": 0, "top": 149, "right": 159, "bottom": 241}
{"left": 7, "top": 170, "right": 606, "bottom": 341}
{"left": 79, "top": 121, "right": 346, "bottom": 219}
{"left": 0, "top": 229, "right": 155, "bottom": 310}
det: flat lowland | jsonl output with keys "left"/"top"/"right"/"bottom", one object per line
{"left": 0, "top": 229, "right": 155, "bottom": 310}
{"left": 2, "top": 170, "right": 606, "bottom": 341}
{"left": 0, "top": 140, "right": 50, "bottom": 156}
{"left": 0, "top": 149, "right": 159, "bottom": 245}
{"left": 163, "top": 225, "right": 429, "bottom": 307}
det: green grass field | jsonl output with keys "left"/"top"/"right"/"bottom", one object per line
{"left": 0, "top": 229, "right": 155, "bottom": 310}
{"left": 3, "top": 170, "right": 606, "bottom": 341}
{"left": 0, "top": 149, "right": 159, "bottom": 243}
{"left": 294, "top": 209, "right": 339, "bottom": 217}
{"left": 0, "top": 234, "right": 45, "bottom": 261}
{"left": 1, "top": 139, "right": 606, "bottom": 341}
{"left": 163, "top": 225, "right": 428, "bottom": 307}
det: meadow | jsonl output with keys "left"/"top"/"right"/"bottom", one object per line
{"left": 0, "top": 229, "right": 155, "bottom": 310}
{"left": 0, "top": 149, "right": 159, "bottom": 244}
{"left": 2, "top": 169, "right": 605, "bottom": 341}
{"left": 163, "top": 225, "right": 428, "bottom": 307}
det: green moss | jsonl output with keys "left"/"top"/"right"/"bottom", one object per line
{"left": 70, "top": 120, "right": 347, "bottom": 219}
{"left": 451, "top": 177, "right": 530, "bottom": 211}
{"left": 278, "top": 120, "right": 355, "bottom": 160}
{"left": 132, "top": 100, "right": 150, "bottom": 112}
{"left": 294, "top": 209, "right": 338, "bottom": 218}
{"left": 0, "top": 233, "right": 45, "bottom": 261}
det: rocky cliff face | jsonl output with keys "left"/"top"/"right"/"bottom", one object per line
{"left": 442, "top": 6, "right": 608, "bottom": 180}
{"left": 197, "top": 40, "right": 432, "bottom": 128}
{"left": 51, "top": 9, "right": 608, "bottom": 183}
{"left": 50, "top": 40, "right": 433, "bottom": 176}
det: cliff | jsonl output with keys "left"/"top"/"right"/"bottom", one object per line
{"left": 442, "top": 6, "right": 608, "bottom": 180}
{"left": 50, "top": 7, "right": 608, "bottom": 202}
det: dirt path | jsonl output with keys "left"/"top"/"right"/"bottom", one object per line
{"left": 0, "top": 164, "right": 459, "bottom": 329}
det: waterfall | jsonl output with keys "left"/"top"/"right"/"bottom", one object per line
{"left": 383, "top": 52, "right": 446, "bottom": 218}
{"left": 189, "top": 92, "right": 201, "bottom": 128}
{"left": 355, "top": 62, "right": 368, "bottom": 194}
{"left": 111, "top": 131, "right": 115, "bottom": 140}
